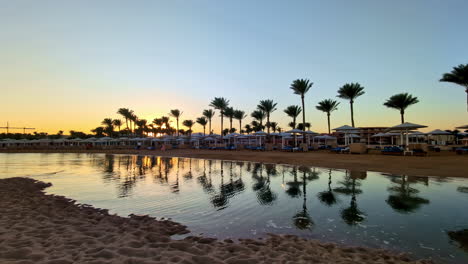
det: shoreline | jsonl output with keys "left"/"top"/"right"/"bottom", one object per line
{"left": 0, "top": 177, "right": 433, "bottom": 264}
{"left": 2, "top": 148, "right": 467, "bottom": 178}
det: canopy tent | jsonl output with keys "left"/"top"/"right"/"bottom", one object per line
{"left": 387, "top": 122, "right": 427, "bottom": 150}
{"left": 333, "top": 125, "right": 359, "bottom": 145}
{"left": 426, "top": 129, "right": 453, "bottom": 145}
{"left": 426, "top": 129, "right": 451, "bottom": 135}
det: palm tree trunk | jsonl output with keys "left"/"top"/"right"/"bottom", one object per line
{"left": 209, "top": 118, "right": 212, "bottom": 134}
{"left": 230, "top": 118, "right": 233, "bottom": 131}
{"left": 221, "top": 115, "right": 224, "bottom": 136}
{"left": 203, "top": 126, "right": 206, "bottom": 136}
{"left": 301, "top": 95, "right": 306, "bottom": 143}
{"left": 327, "top": 113, "right": 331, "bottom": 134}
{"left": 466, "top": 88, "right": 468, "bottom": 112}
{"left": 266, "top": 115, "right": 270, "bottom": 134}
{"left": 350, "top": 101, "right": 355, "bottom": 127}
{"left": 176, "top": 118, "right": 179, "bottom": 137}
{"left": 239, "top": 120, "right": 242, "bottom": 134}
{"left": 400, "top": 110, "right": 405, "bottom": 124}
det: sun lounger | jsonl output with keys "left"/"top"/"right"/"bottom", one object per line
{"left": 455, "top": 146, "right": 468, "bottom": 155}
{"left": 381, "top": 146, "right": 404, "bottom": 155}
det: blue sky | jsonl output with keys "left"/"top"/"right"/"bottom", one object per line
{"left": 1, "top": 0, "right": 467, "bottom": 133}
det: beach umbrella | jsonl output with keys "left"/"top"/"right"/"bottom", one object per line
{"left": 387, "top": 122, "right": 427, "bottom": 149}
{"left": 285, "top": 129, "right": 306, "bottom": 134}
{"left": 456, "top": 125, "right": 468, "bottom": 129}
{"left": 372, "top": 132, "right": 387, "bottom": 146}
{"left": 285, "top": 129, "right": 306, "bottom": 146}
{"left": 426, "top": 129, "right": 452, "bottom": 145}
{"left": 426, "top": 129, "right": 451, "bottom": 135}
{"left": 333, "top": 125, "right": 359, "bottom": 145}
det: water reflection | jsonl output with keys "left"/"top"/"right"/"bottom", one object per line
{"left": 385, "top": 175, "right": 430, "bottom": 214}
{"left": 2, "top": 153, "right": 468, "bottom": 263}
{"left": 292, "top": 166, "right": 319, "bottom": 230}
{"left": 334, "top": 171, "right": 366, "bottom": 225}
{"left": 317, "top": 169, "right": 338, "bottom": 206}
{"left": 210, "top": 161, "right": 245, "bottom": 209}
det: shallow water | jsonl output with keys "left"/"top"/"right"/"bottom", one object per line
{"left": 1, "top": 153, "right": 467, "bottom": 263}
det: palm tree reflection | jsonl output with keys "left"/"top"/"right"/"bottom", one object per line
{"left": 291, "top": 166, "right": 319, "bottom": 230}
{"left": 252, "top": 163, "right": 277, "bottom": 205}
{"left": 210, "top": 161, "right": 245, "bottom": 210}
{"left": 386, "top": 175, "right": 430, "bottom": 213}
{"left": 317, "top": 169, "right": 338, "bottom": 206}
{"left": 197, "top": 160, "right": 214, "bottom": 193}
{"left": 334, "top": 170, "right": 366, "bottom": 225}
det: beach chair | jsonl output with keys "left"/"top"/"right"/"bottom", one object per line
{"left": 381, "top": 146, "right": 404, "bottom": 155}
{"left": 281, "top": 146, "right": 293, "bottom": 152}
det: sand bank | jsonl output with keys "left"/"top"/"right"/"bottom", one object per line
{"left": 0, "top": 177, "right": 433, "bottom": 264}
{"left": 2, "top": 148, "right": 467, "bottom": 178}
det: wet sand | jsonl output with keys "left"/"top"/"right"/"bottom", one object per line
{"left": 0, "top": 177, "right": 433, "bottom": 264}
{"left": 2, "top": 148, "right": 468, "bottom": 178}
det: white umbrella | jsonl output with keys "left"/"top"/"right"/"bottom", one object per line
{"left": 387, "top": 122, "right": 427, "bottom": 149}
{"left": 426, "top": 129, "right": 451, "bottom": 135}
{"left": 285, "top": 129, "right": 306, "bottom": 134}
{"left": 333, "top": 125, "right": 358, "bottom": 131}
{"left": 333, "top": 125, "right": 359, "bottom": 145}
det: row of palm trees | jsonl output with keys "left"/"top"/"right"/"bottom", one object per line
{"left": 91, "top": 64, "right": 466, "bottom": 137}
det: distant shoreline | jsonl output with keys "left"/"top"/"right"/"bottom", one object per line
{"left": 1, "top": 148, "right": 467, "bottom": 178}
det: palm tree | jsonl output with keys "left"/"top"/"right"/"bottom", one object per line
{"left": 112, "top": 119, "right": 122, "bottom": 134}
{"left": 290, "top": 79, "right": 312, "bottom": 142}
{"left": 316, "top": 99, "right": 340, "bottom": 134}
{"left": 117, "top": 108, "right": 131, "bottom": 133}
{"left": 129, "top": 112, "right": 137, "bottom": 135}
{"left": 196, "top": 117, "right": 208, "bottom": 135}
{"left": 170, "top": 109, "right": 182, "bottom": 137}
{"left": 203, "top": 109, "right": 215, "bottom": 135}
{"left": 136, "top": 119, "right": 147, "bottom": 137}
{"left": 91, "top": 127, "right": 105, "bottom": 137}
{"left": 284, "top": 105, "right": 302, "bottom": 130}
{"left": 440, "top": 64, "right": 468, "bottom": 111}
{"left": 251, "top": 110, "right": 265, "bottom": 129}
{"left": 383, "top": 93, "right": 419, "bottom": 123}
{"left": 257, "top": 99, "right": 277, "bottom": 134}
{"left": 101, "top": 118, "right": 114, "bottom": 136}
{"left": 233, "top": 110, "right": 247, "bottom": 134}
{"left": 210, "top": 97, "right": 229, "bottom": 136}
{"left": 161, "top": 116, "right": 171, "bottom": 135}
{"left": 244, "top": 124, "right": 253, "bottom": 134}
{"left": 182, "top": 120, "right": 194, "bottom": 136}
{"left": 223, "top": 107, "right": 235, "bottom": 131}
{"left": 337, "top": 83, "right": 365, "bottom": 127}
{"left": 269, "top": 122, "right": 278, "bottom": 132}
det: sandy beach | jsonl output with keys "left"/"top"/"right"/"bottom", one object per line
{"left": 0, "top": 177, "right": 434, "bottom": 264}
{"left": 2, "top": 148, "right": 467, "bottom": 178}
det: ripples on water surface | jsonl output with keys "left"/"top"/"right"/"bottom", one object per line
{"left": 1, "top": 153, "right": 468, "bottom": 263}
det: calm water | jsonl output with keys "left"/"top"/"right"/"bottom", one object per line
{"left": 1, "top": 153, "right": 467, "bottom": 263}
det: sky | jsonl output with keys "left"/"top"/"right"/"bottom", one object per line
{"left": 1, "top": 0, "right": 467, "bottom": 134}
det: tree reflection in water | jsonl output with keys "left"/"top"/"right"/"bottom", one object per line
{"left": 317, "top": 169, "right": 338, "bottom": 206}
{"left": 334, "top": 170, "right": 366, "bottom": 225}
{"left": 197, "top": 160, "right": 214, "bottom": 194}
{"left": 210, "top": 161, "right": 245, "bottom": 210}
{"left": 385, "top": 175, "right": 430, "bottom": 213}
{"left": 291, "top": 166, "right": 319, "bottom": 230}
{"left": 252, "top": 163, "right": 277, "bottom": 205}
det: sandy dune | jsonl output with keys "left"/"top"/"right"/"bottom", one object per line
{"left": 0, "top": 177, "right": 434, "bottom": 264}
